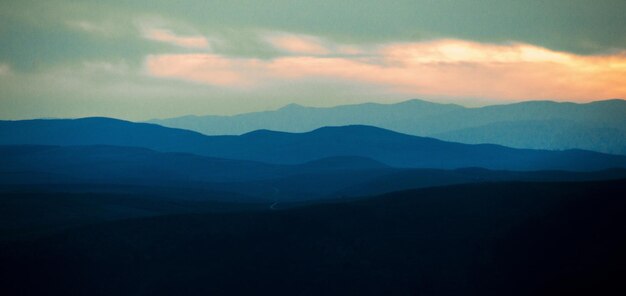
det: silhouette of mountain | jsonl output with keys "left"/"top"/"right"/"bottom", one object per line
{"left": 149, "top": 99, "right": 626, "bottom": 154}
{"left": 4, "top": 145, "right": 626, "bottom": 204}
{"left": 435, "top": 119, "right": 626, "bottom": 154}
{"left": 2, "top": 179, "right": 624, "bottom": 295}
{"left": 0, "top": 145, "right": 292, "bottom": 184}
{"left": 2, "top": 118, "right": 626, "bottom": 171}
{"left": 0, "top": 117, "right": 211, "bottom": 151}
{"left": 0, "top": 145, "right": 395, "bottom": 202}
{"left": 149, "top": 99, "right": 462, "bottom": 135}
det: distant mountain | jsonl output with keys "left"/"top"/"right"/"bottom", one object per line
{"left": 148, "top": 99, "right": 464, "bottom": 135}
{"left": 434, "top": 119, "right": 626, "bottom": 154}
{"left": 2, "top": 118, "right": 626, "bottom": 171}
{"left": 149, "top": 99, "right": 626, "bottom": 154}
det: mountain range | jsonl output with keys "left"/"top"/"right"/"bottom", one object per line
{"left": 149, "top": 99, "right": 626, "bottom": 154}
{"left": 4, "top": 144, "right": 626, "bottom": 203}
{"left": 2, "top": 102, "right": 626, "bottom": 295}
{"left": 2, "top": 117, "right": 626, "bottom": 171}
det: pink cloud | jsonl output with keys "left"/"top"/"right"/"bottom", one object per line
{"left": 143, "top": 28, "right": 210, "bottom": 49}
{"left": 145, "top": 38, "right": 626, "bottom": 101}
{"left": 265, "top": 33, "right": 330, "bottom": 55}
{"left": 145, "top": 54, "right": 256, "bottom": 86}
{"left": 381, "top": 39, "right": 572, "bottom": 64}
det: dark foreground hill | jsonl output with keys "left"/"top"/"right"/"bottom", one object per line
{"left": 1, "top": 180, "right": 625, "bottom": 296}
{"left": 0, "top": 188, "right": 268, "bottom": 241}
{"left": 2, "top": 118, "right": 626, "bottom": 171}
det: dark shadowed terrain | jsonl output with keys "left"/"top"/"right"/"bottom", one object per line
{"left": 1, "top": 180, "right": 625, "bottom": 296}
{"left": 2, "top": 117, "right": 625, "bottom": 295}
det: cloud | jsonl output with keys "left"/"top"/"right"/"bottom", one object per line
{"left": 145, "top": 54, "right": 252, "bottom": 86}
{"left": 380, "top": 40, "right": 573, "bottom": 64}
{"left": 142, "top": 28, "right": 210, "bottom": 49}
{"left": 144, "top": 37, "right": 626, "bottom": 101}
{"left": 263, "top": 32, "right": 366, "bottom": 56}
{"left": 0, "top": 61, "right": 231, "bottom": 120}
{"left": 264, "top": 33, "right": 330, "bottom": 55}
{"left": 0, "top": 59, "right": 398, "bottom": 121}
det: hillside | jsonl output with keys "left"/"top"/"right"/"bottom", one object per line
{"left": 2, "top": 118, "right": 626, "bottom": 170}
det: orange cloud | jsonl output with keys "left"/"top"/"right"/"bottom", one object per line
{"left": 381, "top": 39, "right": 573, "bottom": 64}
{"left": 143, "top": 28, "right": 210, "bottom": 49}
{"left": 146, "top": 54, "right": 255, "bottom": 86}
{"left": 145, "top": 38, "right": 626, "bottom": 101}
{"left": 265, "top": 33, "right": 330, "bottom": 55}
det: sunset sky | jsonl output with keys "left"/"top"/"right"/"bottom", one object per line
{"left": 1, "top": 0, "right": 625, "bottom": 120}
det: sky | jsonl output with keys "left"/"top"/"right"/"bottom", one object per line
{"left": 1, "top": 0, "right": 625, "bottom": 120}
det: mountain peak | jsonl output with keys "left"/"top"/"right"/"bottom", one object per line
{"left": 396, "top": 99, "right": 464, "bottom": 108}
{"left": 72, "top": 117, "right": 134, "bottom": 124}
{"left": 279, "top": 103, "right": 306, "bottom": 111}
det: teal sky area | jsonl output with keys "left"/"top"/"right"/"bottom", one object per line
{"left": 1, "top": 0, "right": 625, "bottom": 120}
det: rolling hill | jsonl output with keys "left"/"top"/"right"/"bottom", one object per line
{"left": 2, "top": 118, "right": 626, "bottom": 171}
{"left": 3, "top": 145, "right": 626, "bottom": 203}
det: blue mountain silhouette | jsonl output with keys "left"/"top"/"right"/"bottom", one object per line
{"left": 150, "top": 99, "right": 626, "bottom": 154}
{"left": 2, "top": 117, "right": 626, "bottom": 171}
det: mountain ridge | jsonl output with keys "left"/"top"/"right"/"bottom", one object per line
{"left": 148, "top": 99, "right": 626, "bottom": 154}
{"left": 2, "top": 117, "right": 626, "bottom": 171}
